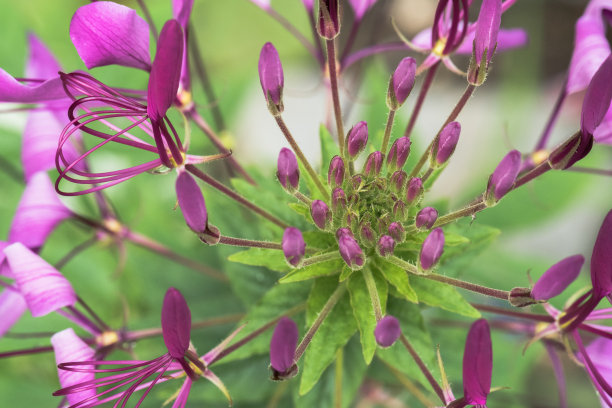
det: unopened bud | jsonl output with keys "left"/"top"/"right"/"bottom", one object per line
{"left": 508, "top": 287, "right": 537, "bottom": 307}
{"left": 346, "top": 121, "right": 369, "bottom": 159}
{"left": 386, "top": 136, "right": 411, "bottom": 171}
{"left": 310, "top": 200, "right": 331, "bottom": 230}
{"left": 374, "top": 315, "right": 401, "bottom": 347}
{"left": 389, "top": 170, "right": 407, "bottom": 195}
{"left": 328, "top": 155, "right": 345, "bottom": 187}
{"left": 419, "top": 228, "right": 444, "bottom": 271}
{"left": 317, "top": 0, "right": 340, "bottom": 40}
{"left": 393, "top": 200, "right": 407, "bottom": 220}
{"left": 351, "top": 174, "right": 364, "bottom": 190}
{"left": 376, "top": 235, "right": 396, "bottom": 258}
{"left": 331, "top": 187, "right": 347, "bottom": 215}
{"left": 258, "top": 42, "right": 284, "bottom": 115}
{"left": 282, "top": 227, "right": 306, "bottom": 267}
{"left": 269, "top": 316, "right": 299, "bottom": 380}
{"left": 277, "top": 148, "right": 299, "bottom": 192}
{"left": 363, "top": 151, "right": 383, "bottom": 177}
{"left": 387, "top": 57, "right": 416, "bottom": 110}
{"left": 337, "top": 228, "right": 365, "bottom": 270}
{"left": 405, "top": 177, "right": 423, "bottom": 205}
{"left": 358, "top": 221, "right": 377, "bottom": 248}
{"left": 415, "top": 207, "right": 438, "bottom": 230}
{"left": 388, "top": 222, "right": 405, "bottom": 243}
{"left": 485, "top": 150, "right": 521, "bottom": 206}
{"left": 431, "top": 121, "right": 460, "bottom": 167}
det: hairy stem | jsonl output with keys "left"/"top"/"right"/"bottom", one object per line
{"left": 380, "top": 109, "right": 397, "bottom": 157}
{"left": 399, "top": 334, "right": 446, "bottom": 404}
{"left": 404, "top": 61, "right": 440, "bottom": 138}
{"left": 326, "top": 39, "right": 346, "bottom": 157}
{"left": 218, "top": 235, "right": 282, "bottom": 250}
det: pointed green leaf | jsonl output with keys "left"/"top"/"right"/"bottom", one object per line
{"left": 373, "top": 259, "right": 418, "bottom": 303}
{"left": 348, "top": 267, "right": 388, "bottom": 364}
{"left": 339, "top": 265, "right": 353, "bottom": 281}
{"left": 280, "top": 258, "right": 343, "bottom": 283}
{"left": 288, "top": 202, "right": 311, "bottom": 220}
{"left": 300, "top": 277, "right": 357, "bottom": 395}
{"left": 409, "top": 275, "right": 480, "bottom": 318}
{"left": 228, "top": 248, "right": 290, "bottom": 272}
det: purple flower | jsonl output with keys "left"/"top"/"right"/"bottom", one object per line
{"left": 387, "top": 57, "right": 416, "bottom": 110}
{"left": 376, "top": 235, "right": 395, "bottom": 258}
{"left": 386, "top": 136, "right": 411, "bottom": 171}
{"left": 348, "top": 0, "right": 377, "bottom": 21}
{"left": 531, "top": 255, "right": 585, "bottom": 301}
{"left": 311, "top": 200, "right": 332, "bottom": 230}
{"left": 328, "top": 155, "right": 346, "bottom": 187}
{"left": 282, "top": 228, "right": 306, "bottom": 267}
{"left": 485, "top": 150, "right": 521, "bottom": 205}
{"left": 277, "top": 148, "right": 299, "bottom": 192}
{"left": 462, "top": 319, "right": 493, "bottom": 406}
{"left": 317, "top": 0, "right": 340, "bottom": 40}
{"left": 258, "top": 42, "right": 285, "bottom": 115}
{"left": 346, "top": 121, "right": 368, "bottom": 159}
{"left": 269, "top": 317, "right": 299, "bottom": 379}
{"left": 336, "top": 228, "right": 365, "bottom": 270}
{"left": 374, "top": 315, "right": 401, "bottom": 347}
{"left": 432, "top": 121, "right": 461, "bottom": 166}
{"left": 415, "top": 207, "right": 439, "bottom": 230}
{"left": 474, "top": 0, "right": 502, "bottom": 66}
{"left": 419, "top": 228, "right": 444, "bottom": 271}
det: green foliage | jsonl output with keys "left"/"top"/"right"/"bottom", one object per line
{"left": 280, "top": 258, "right": 344, "bottom": 283}
{"left": 228, "top": 248, "right": 290, "bottom": 273}
{"left": 409, "top": 276, "right": 481, "bottom": 318}
{"left": 373, "top": 260, "right": 418, "bottom": 303}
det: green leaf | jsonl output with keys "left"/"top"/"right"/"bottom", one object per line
{"left": 298, "top": 160, "right": 328, "bottom": 202}
{"left": 374, "top": 259, "right": 418, "bottom": 303}
{"left": 319, "top": 124, "right": 340, "bottom": 177}
{"left": 288, "top": 202, "right": 311, "bottom": 220}
{"left": 280, "top": 258, "right": 343, "bottom": 283}
{"left": 442, "top": 232, "right": 470, "bottom": 246}
{"left": 218, "top": 281, "right": 311, "bottom": 364}
{"left": 409, "top": 275, "right": 480, "bottom": 318}
{"left": 303, "top": 230, "right": 337, "bottom": 248}
{"left": 376, "top": 297, "right": 437, "bottom": 390}
{"left": 300, "top": 277, "right": 357, "bottom": 395}
{"left": 440, "top": 220, "right": 501, "bottom": 276}
{"left": 348, "top": 267, "right": 388, "bottom": 364}
{"left": 228, "top": 248, "right": 290, "bottom": 272}
{"left": 339, "top": 265, "right": 353, "bottom": 281}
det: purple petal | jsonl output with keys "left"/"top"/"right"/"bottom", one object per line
{"left": 161, "top": 287, "right": 192, "bottom": 359}
{"left": 415, "top": 207, "right": 439, "bottom": 230}
{"left": 411, "top": 28, "right": 434, "bottom": 51}
{"left": 374, "top": 315, "right": 401, "bottom": 347}
{"left": 310, "top": 200, "right": 331, "bottom": 230}
{"left": 531, "top": 255, "right": 585, "bottom": 300}
{"left": 0, "top": 242, "right": 10, "bottom": 277}
{"left": 176, "top": 171, "right": 208, "bottom": 233}
{"left": 258, "top": 42, "right": 284, "bottom": 106}
{"left": 474, "top": 0, "right": 502, "bottom": 64}
{"left": 337, "top": 228, "right": 365, "bottom": 269}
{"left": 391, "top": 57, "right": 416, "bottom": 106}
{"left": 172, "top": 378, "right": 193, "bottom": 408}
{"left": 346, "top": 121, "right": 368, "bottom": 158}
{"left": 51, "top": 328, "right": 97, "bottom": 406}
{"left": 249, "top": 0, "right": 271, "bottom": 10}
{"left": 25, "top": 33, "right": 62, "bottom": 79}
{"left": 172, "top": 0, "right": 194, "bottom": 28}
{"left": 328, "top": 156, "right": 345, "bottom": 187}
{"left": 9, "top": 172, "right": 71, "bottom": 250}
{"left": 4, "top": 243, "right": 76, "bottom": 317}
{"left": 487, "top": 150, "right": 521, "bottom": 201}
{"left": 462, "top": 319, "right": 492, "bottom": 405}
{"left": 302, "top": 0, "right": 315, "bottom": 12}
{"left": 277, "top": 148, "right": 299, "bottom": 191}
{"left": 567, "top": 15, "right": 611, "bottom": 95}
{"left": 0, "top": 69, "right": 65, "bottom": 102}
{"left": 0, "top": 289, "right": 27, "bottom": 337}
{"left": 376, "top": 235, "right": 396, "bottom": 258}
{"left": 147, "top": 20, "right": 184, "bottom": 120}
{"left": 282, "top": 228, "right": 306, "bottom": 267}
{"left": 434, "top": 121, "right": 461, "bottom": 165}
{"left": 581, "top": 54, "right": 612, "bottom": 136}
{"left": 419, "top": 228, "right": 444, "bottom": 270}
{"left": 270, "top": 317, "right": 298, "bottom": 373}
{"left": 70, "top": 2, "right": 151, "bottom": 70}
{"left": 591, "top": 210, "right": 612, "bottom": 298}
{"left": 456, "top": 28, "right": 528, "bottom": 55}
{"left": 349, "top": 0, "right": 377, "bottom": 21}
{"left": 594, "top": 104, "right": 612, "bottom": 144}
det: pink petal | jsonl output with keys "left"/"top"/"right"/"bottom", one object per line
{"left": 70, "top": 2, "right": 151, "bottom": 71}
{"left": 594, "top": 104, "right": 612, "bottom": 144}
{"left": 348, "top": 0, "right": 377, "bottom": 20}
{"left": 531, "top": 255, "right": 585, "bottom": 301}
{"left": 4, "top": 243, "right": 76, "bottom": 317}
{"left": 25, "top": 33, "right": 62, "bottom": 79}
{"left": 9, "top": 172, "right": 71, "bottom": 249}
{"left": 0, "top": 241, "right": 10, "bottom": 277}
{"left": 567, "top": 15, "right": 611, "bottom": 95}
{"left": 172, "top": 0, "right": 194, "bottom": 28}
{"left": 51, "top": 328, "right": 97, "bottom": 406}
{"left": 175, "top": 171, "right": 207, "bottom": 233}
{"left": 462, "top": 319, "right": 492, "bottom": 405}
{"left": 0, "top": 289, "right": 27, "bottom": 337}
{"left": 171, "top": 378, "right": 193, "bottom": 408}
{"left": 0, "top": 69, "right": 65, "bottom": 102}
{"left": 411, "top": 28, "right": 434, "bottom": 51}
{"left": 456, "top": 28, "right": 528, "bottom": 55}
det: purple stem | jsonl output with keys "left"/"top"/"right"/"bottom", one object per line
{"left": 399, "top": 334, "right": 446, "bottom": 404}
{"left": 218, "top": 235, "right": 282, "bottom": 249}
{"left": 534, "top": 77, "right": 568, "bottom": 151}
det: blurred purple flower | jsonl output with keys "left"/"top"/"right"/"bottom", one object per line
{"left": 269, "top": 316, "right": 299, "bottom": 379}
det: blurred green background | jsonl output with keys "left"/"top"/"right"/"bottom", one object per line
{"left": 0, "top": 0, "right": 611, "bottom": 407}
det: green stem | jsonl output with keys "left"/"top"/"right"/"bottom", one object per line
{"left": 54, "top": 236, "right": 98, "bottom": 269}
{"left": 326, "top": 38, "right": 346, "bottom": 157}
{"left": 301, "top": 251, "right": 341, "bottom": 267}
{"left": 294, "top": 191, "right": 312, "bottom": 205}
{"left": 362, "top": 268, "right": 383, "bottom": 321}
{"left": 513, "top": 160, "right": 552, "bottom": 190}
{"left": 274, "top": 116, "right": 329, "bottom": 199}
{"left": 380, "top": 109, "right": 397, "bottom": 157}
{"left": 472, "top": 303, "right": 554, "bottom": 323}
{"left": 334, "top": 348, "right": 343, "bottom": 408}
{"left": 432, "top": 198, "right": 487, "bottom": 228}
{"left": 294, "top": 283, "right": 347, "bottom": 361}
{"left": 399, "top": 334, "right": 446, "bottom": 404}
{"left": 218, "top": 236, "right": 282, "bottom": 250}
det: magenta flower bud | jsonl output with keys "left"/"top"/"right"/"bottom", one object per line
{"left": 405, "top": 177, "right": 423, "bottom": 205}
{"left": 389, "top": 170, "right": 407, "bottom": 195}
{"left": 337, "top": 228, "right": 365, "bottom": 270}
{"left": 393, "top": 200, "right": 407, "bottom": 220}
{"left": 161, "top": 287, "right": 192, "bottom": 360}
{"left": 317, "top": 0, "right": 340, "bottom": 40}
{"left": 176, "top": 171, "right": 208, "bottom": 234}
{"left": 258, "top": 42, "right": 284, "bottom": 115}
{"left": 277, "top": 148, "right": 299, "bottom": 192}
{"left": 351, "top": 174, "right": 364, "bottom": 190}
{"left": 376, "top": 235, "right": 396, "bottom": 258}
{"left": 310, "top": 200, "right": 331, "bottom": 230}
{"left": 358, "top": 220, "right": 376, "bottom": 248}
{"left": 374, "top": 315, "right": 401, "bottom": 348}
{"left": 269, "top": 316, "right": 298, "bottom": 378}
{"left": 531, "top": 255, "right": 584, "bottom": 301}
{"left": 485, "top": 150, "right": 521, "bottom": 205}
{"left": 386, "top": 137, "right": 411, "bottom": 171}
{"left": 327, "top": 155, "right": 345, "bottom": 187}
{"left": 388, "top": 222, "right": 405, "bottom": 243}
{"left": 415, "top": 207, "right": 438, "bottom": 230}
{"left": 462, "top": 319, "right": 493, "bottom": 406}
{"left": 331, "top": 187, "right": 347, "bottom": 214}
{"left": 419, "top": 228, "right": 444, "bottom": 271}
{"left": 363, "top": 151, "right": 384, "bottom": 177}
{"left": 387, "top": 57, "right": 416, "bottom": 110}
{"left": 590, "top": 210, "right": 612, "bottom": 299}
{"left": 346, "top": 121, "right": 368, "bottom": 159}
{"left": 431, "top": 121, "right": 461, "bottom": 167}
{"left": 282, "top": 227, "right": 306, "bottom": 267}
{"left": 474, "top": 0, "right": 501, "bottom": 66}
